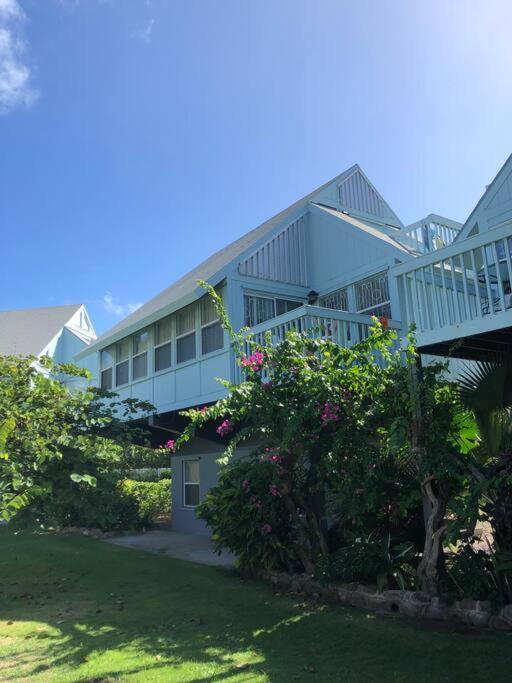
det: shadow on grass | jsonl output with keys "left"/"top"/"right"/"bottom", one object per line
{"left": 0, "top": 530, "right": 511, "bottom": 682}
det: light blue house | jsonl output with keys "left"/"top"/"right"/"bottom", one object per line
{"left": 75, "top": 157, "right": 512, "bottom": 534}
{"left": 0, "top": 303, "right": 96, "bottom": 390}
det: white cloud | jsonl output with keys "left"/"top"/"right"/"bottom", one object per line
{"left": 103, "top": 291, "right": 143, "bottom": 317}
{"left": 134, "top": 16, "right": 155, "bottom": 42}
{"left": 0, "top": 0, "right": 38, "bottom": 114}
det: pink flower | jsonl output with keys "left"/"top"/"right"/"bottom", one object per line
{"left": 200, "top": 406, "right": 208, "bottom": 414}
{"left": 216, "top": 419, "right": 234, "bottom": 437}
{"left": 319, "top": 402, "right": 340, "bottom": 427}
{"left": 269, "top": 484, "right": 280, "bottom": 497}
{"left": 161, "top": 439, "right": 176, "bottom": 452}
{"left": 240, "top": 351, "right": 264, "bottom": 372}
{"left": 261, "top": 523, "right": 272, "bottom": 534}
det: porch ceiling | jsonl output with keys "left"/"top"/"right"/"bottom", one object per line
{"left": 419, "top": 325, "right": 512, "bottom": 361}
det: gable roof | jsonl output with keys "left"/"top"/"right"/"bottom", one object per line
{"left": 456, "top": 153, "right": 512, "bottom": 241}
{"left": 82, "top": 165, "right": 397, "bottom": 355}
{"left": 0, "top": 304, "right": 82, "bottom": 356}
{"left": 336, "top": 168, "right": 404, "bottom": 227}
{"left": 310, "top": 203, "right": 412, "bottom": 255}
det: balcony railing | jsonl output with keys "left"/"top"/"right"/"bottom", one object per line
{"left": 397, "top": 214, "right": 462, "bottom": 254}
{"left": 392, "top": 220, "right": 512, "bottom": 347}
{"left": 244, "top": 304, "right": 401, "bottom": 351}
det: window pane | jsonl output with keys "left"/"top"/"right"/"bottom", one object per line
{"left": 132, "top": 352, "right": 147, "bottom": 380}
{"left": 176, "top": 305, "right": 196, "bottom": 336}
{"left": 155, "top": 342, "right": 172, "bottom": 371}
{"left": 177, "top": 332, "right": 196, "bottom": 363}
{"left": 101, "top": 347, "right": 114, "bottom": 369}
{"left": 155, "top": 317, "right": 172, "bottom": 345}
{"left": 116, "top": 359, "right": 129, "bottom": 386}
{"left": 355, "top": 273, "right": 390, "bottom": 312}
{"left": 116, "top": 339, "right": 130, "bottom": 362}
{"left": 202, "top": 321, "right": 223, "bottom": 354}
{"left": 101, "top": 367, "right": 112, "bottom": 390}
{"left": 201, "top": 297, "right": 218, "bottom": 325}
{"left": 275, "top": 299, "right": 302, "bottom": 316}
{"left": 133, "top": 329, "right": 149, "bottom": 356}
{"left": 319, "top": 288, "right": 348, "bottom": 311}
{"left": 184, "top": 460, "right": 200, "bottom": 483}
{"left": 184, "top": 483, "right": 200, "bottom": 507}
{"left": 244, "top": 295, "right": 275, "bottom": 327}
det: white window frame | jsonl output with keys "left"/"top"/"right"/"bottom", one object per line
{"left": 176, "top": 305, "right": 197, "bottom": 365}
{"left": 200, "top": 297, "right": 223, "bottom": 356}
{"left": 154, "top": 316, "right": 173, "bottom": 373}
{"left": 182, "top": 459, "right": 200, "bottom": 508}
{"left": 115, "top": 339, "right": 130, "bottom": 387}
{"left": 132, "top": 328, "right": 150, "bottom": 381}
{"left": 355, "top": 272, "right": 391, "bottom": 317}
{"left": 100, "top": 347, "right": 114, "bottom": 390}
{"left": 243, "top": 292, "right": 304, "bottom": 328}
{"left": 319, "top": 287, "right": 349, "bottom": 312}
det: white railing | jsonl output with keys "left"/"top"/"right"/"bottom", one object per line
{"left": 244, "top": 305, "right": 401, "bottom": 351}
{"left": 392, "top": 221, "right": 512, "bottom": 346}
{"left": 397, "top": 214, "right": 462, "bottom": 254}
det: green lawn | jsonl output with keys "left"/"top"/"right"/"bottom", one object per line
{"left": 0, "top": 530, "right": 510, "bottom": 682}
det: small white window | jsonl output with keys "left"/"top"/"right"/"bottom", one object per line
{"left": 244, "top": 294, "right": 303, "bottom": 327}
{"left": 176, "top": 305, "right": 196, "bottom": 364}
{"left": 154, "top": 317, "right": 172, "bottom": 372}
{"left": 100, "top": 346, "right": 114, "bottom": 390}
{"left": 132, "top": 329, "right": 149, "bottom": 380}
{"left": 115, "top": 339, "right": 130, "bottom": 386}
{"left": 183, "top": 460, "right": 200, "bottom": 507}
{"left": 319, "top": 288, "right": 348, "bottom": 311}
{"left": 201, "top": 297, "right": 223, "bottom": 355}
{"left": 355, "top": 272, "right": 391, "bottom": 318}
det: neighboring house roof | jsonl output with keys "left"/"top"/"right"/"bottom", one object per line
{"left": 0, "top": 304, "right": 82, "bottom": 356}
{"left": 310, "top": 203, "right": 413, "bottom": 255}
{"left": 83, "top": 164, "right": 387, "bottom": 353}
{"left": 456, "top": 153, "right": 512, "bottom": 241}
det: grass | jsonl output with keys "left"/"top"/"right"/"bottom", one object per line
{"left": 0, "top": 530, "right": 511, "bottom": 682}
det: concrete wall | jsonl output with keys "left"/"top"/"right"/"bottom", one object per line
{"left": 171, "top": 439, "right": 255, "bottom": 535}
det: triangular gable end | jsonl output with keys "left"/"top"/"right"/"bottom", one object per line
{"left": 336, "top": 168, "right": 403, "bottom": 227}
{"left": 457, "top": 153, "right": 512, "bottom": 241}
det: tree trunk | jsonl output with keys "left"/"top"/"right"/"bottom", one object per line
{"left": 408, "top": 360, "right": 446, "bottom": 596}
{"left": 417, "top": 476, "right": 447, "bottom": 596}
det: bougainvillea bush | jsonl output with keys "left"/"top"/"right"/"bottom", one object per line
{"left": 175, "top": 284, "right": 481, "bottom": 599}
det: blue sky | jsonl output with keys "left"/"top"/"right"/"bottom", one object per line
{"left": 1, "top": 0, "right": 512, "bottom": 334}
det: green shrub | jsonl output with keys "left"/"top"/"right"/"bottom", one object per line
{"left": 197, "top": 457, "right": 301, "bottom": 571}
{"left": 446, "top": 546, "right": 497, "bottom": 600}
{"left": 120, "top": 479, "right": 171, "bottom": 524}
{"left": 316, "top": 532, "right": 416, "bottom": 590}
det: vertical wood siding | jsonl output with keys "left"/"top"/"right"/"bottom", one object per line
{"left": 238, "top": 215, "right": 308, "bottom": 286}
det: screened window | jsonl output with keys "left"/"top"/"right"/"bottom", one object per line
{"left": 319, "top": 287, "right": 348, "bottom": 311}
{"left": 176, "top": 305, "right": 196, "bottom": 364}
{"left": 115, "top": 339, "right": 130, "bottom": 386}
{"left": 100, "top": 347, "right": 114, "bottom": 390}
{"left": 355, "top": 273, "right": 391, "bottom": 318}
{"left": 183, "top": 460, "right": 200, "bottom": 507}
{"left": 244, "top": 295, "right": 275, "bottom": 327}
{"left": 132, "top": 329, "right": 149, "bottom": 380}
{"left": 154, "top": 317, "right": 172, "bottom": 372}
{"left": 244, "top": 294, "right": 304, "bottom": 327}
{"left": 201, "top": 297, "right": 223, "bottom": 355}
{"left": 276, "top": 298, "right": 302, "bottom": 316}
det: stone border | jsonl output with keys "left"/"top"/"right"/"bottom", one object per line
{"left": 249, "top": 569, "right": 512, "bottom": 631}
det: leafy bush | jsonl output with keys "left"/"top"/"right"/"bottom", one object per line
{"left": 198, "top": 457, "right": 301, "bottom": 571}
{"left": 446, "top": 546, "right": 497, "bottom": 600}
{"left": 316, "top": 532, "right": 416, "bottom": 590}
{"left": 120, "top": 478, "right": 171, "bottom": 524}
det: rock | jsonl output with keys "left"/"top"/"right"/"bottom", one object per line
{"left": 425, "top": 597, "right": 450, "bottom": 621}
{"left": 499, "top": 604, "right": 512, "bottom": 624}
{"left": 489, "top": 615, "right": 512, "bottom": 631}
